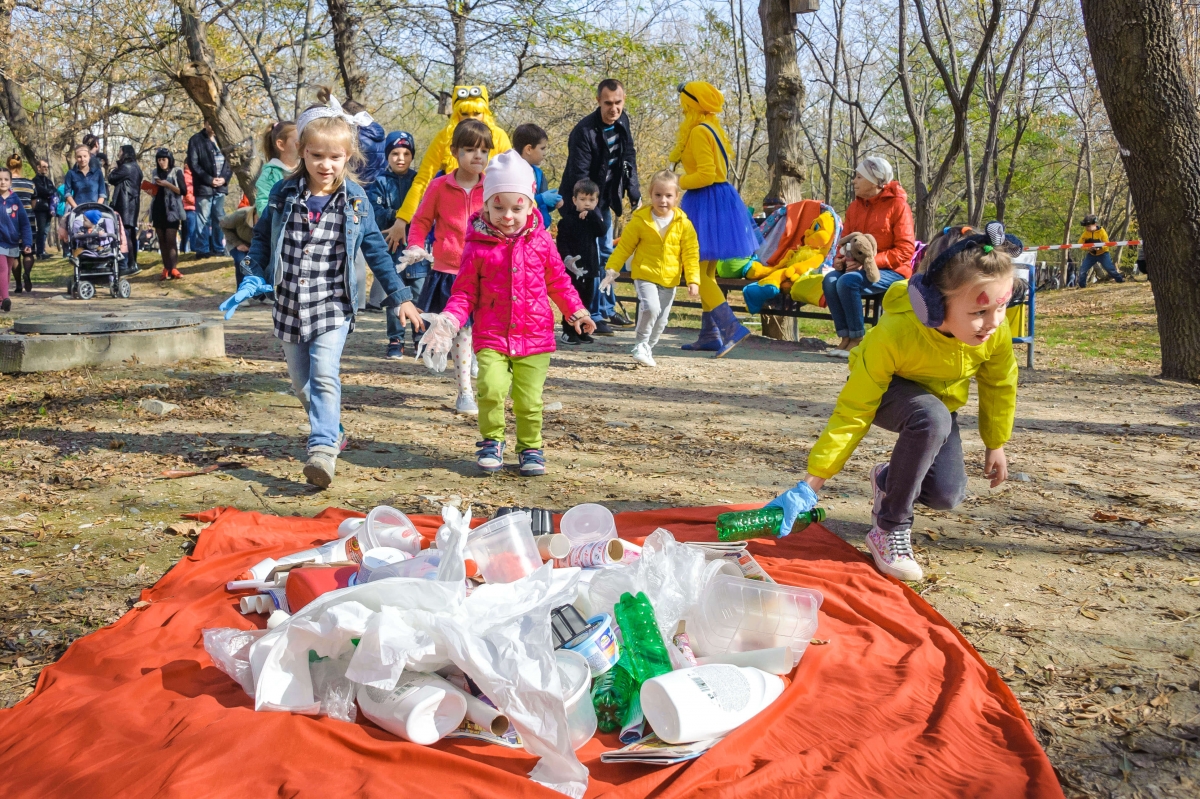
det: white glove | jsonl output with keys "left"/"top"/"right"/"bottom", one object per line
{"left": 414, "top": 312, "right": 460, "bottom": 372}
{"left": 563, "top": 255, "right": 584, "bottom": 278}
{"left": 599, "top": 269, "right": 620, "bottom": 292}
{"left": 397, "top": 246, "right": 431, "bottom": 273}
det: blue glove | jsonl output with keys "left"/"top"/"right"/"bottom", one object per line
{"left": 765, "top": 481, "right": 819, "bottom": 536}
{"left": 219, "top": 275, "right": 271, "bottom": 320}
{"left": 538, "top": 190, "right": 562, "bottom": 209}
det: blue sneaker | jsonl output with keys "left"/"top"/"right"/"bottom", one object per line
{"left": 386, "top": 339, "right": 404, "bottom": 359}
{"left": 338, "top": 424, "right": 349, "bottom": 452}
{"left": 519, "top": 448, "right": 546, "bottom": 477}
{"left": 476, "top": 439, "right": 505, "bottom": 472}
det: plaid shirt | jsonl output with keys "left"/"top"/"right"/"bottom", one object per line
{"left": 272, "top": 181, "right": 353, "bottom": 344}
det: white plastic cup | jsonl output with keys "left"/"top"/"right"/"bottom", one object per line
{"left": 466, "top": 512, "right": 542, "bottom": 583}
{"left": 559, "top": 504, "right": 616, "bottom": 547}
{"left": 357, "top": 547, "right": 412, "bottom": 583}
{"left": 556, "top": 649, "right": 597, "bottom": 750}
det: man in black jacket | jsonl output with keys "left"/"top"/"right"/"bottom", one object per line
{"left": 186, "top": 121, "right": 232, "bottom": 257}
{"left": 558, "top": 79, "right": 641, "bottom": 334}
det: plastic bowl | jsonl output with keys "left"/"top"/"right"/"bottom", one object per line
{"left": 556, "top": 649, "right": 597, "bottom": 750}
{"left": 559, "top": 504, "right": 616, "bottom": 547}
{"left": 466, "top": 512, "right": 542, "bottom": 583}
{"left": 688, "top": 574, "right": 824, "bottom": 663}
{"left": 364, "top": 506, "right": 424, "bottom": 556}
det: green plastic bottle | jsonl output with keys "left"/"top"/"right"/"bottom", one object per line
{"left": 612, "top": 592, "right": 674, "bottom": 684}
{"left": 716, "top": 506, "right": 827, "bottom": 542}
{"left": 592, "top": 658, "right": 636, "bottom": 733}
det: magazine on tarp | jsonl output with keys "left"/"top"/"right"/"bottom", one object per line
{"left": 600, "top": 733, "right": 721, "bottom": 765}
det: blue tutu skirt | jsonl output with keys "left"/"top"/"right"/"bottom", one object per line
{"left": 417, "top": 270, "right": 457, "bottom": 315}
{"left": 681, "top": 182, "right": 759, "bottom": 262}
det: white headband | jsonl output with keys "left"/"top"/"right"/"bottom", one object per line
{"left": 296, "top": 95, "right": 375, "bottom": 136}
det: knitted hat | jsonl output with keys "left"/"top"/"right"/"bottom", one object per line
{"left": 856, "top": 156, "right": 894, "bottom": 187}
{"left": 678, "top": 81, "right": 724, "bottom": 114}
{"left": 386, "top": 131, "right": 415, "bottom": 156}
{"left": 83, "top": 210, "right": 102, "bottom": 224}
{"left": 483, "top": 149, "right": 536, "bottom": 203}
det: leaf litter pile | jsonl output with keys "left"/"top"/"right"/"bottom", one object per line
{"left": 2, "top": 278, "right": 1200, "bottom": 797}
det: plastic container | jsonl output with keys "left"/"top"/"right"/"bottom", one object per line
{"left": 358, "top": 505, "right": 424, "bottom": 557}
{"left": 356, "top": 547, "right": 411, "bottom": 583}
{"left": 556, "top": 649, "right": 597, "bottom": 750}
{"left": 563, "top": 614, "right": 620, "bottom": 677}
{"left": 366, "top": 549, "right": 443, "bottom": 582}
{"left": 640, "top": 664, "right": 785, "bottom": 744}
{"left": 466, "top": 512, "right": 542, "bottom": 583}
{"left": 688, "top": 574, "right": 823, "bottom": 660}
{"left": 715, "top": 506, "right": 826, "bottom": 542}
{"left": 559, "top": 504, "right": 616, "bottom": 547}
{"left": 696, "top": 646, "right": 795, "bottom": 675}
{"left": 356, "top": 672, "right": 467, "bottom": 745}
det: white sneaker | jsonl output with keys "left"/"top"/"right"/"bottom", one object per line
{"left": 824, "top": 348, "right": 848, "bottom": 358}
{"left": 631, "top": 343, "right": 656, "bottom": 367}
{"left": 455, "top": 391, "right": 478, "bottom": 416}
{"left": 869, "top": 463, "right": 887, "bottom": 527}
{"left": 866, "top": 526, "right": 923, "bottom": 582}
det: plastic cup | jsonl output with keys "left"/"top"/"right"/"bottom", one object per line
{"left": 559, "top": 503, "right": 616, "bottom": 547}
{"left": 556, "top": 649, "right": 597, "bottom": 750}
{"left": 466, "top": 511, "right": 542, "bottom": 583}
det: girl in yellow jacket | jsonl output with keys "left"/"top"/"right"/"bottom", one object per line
{"left": 764, "top": 222, "right": 1020, "bottom": 583}
{"left": 602, "top": 171, "right": 700, "bottom": 367}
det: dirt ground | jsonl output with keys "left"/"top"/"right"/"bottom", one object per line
{"left": 1, "top": 252, "right": 1198, "bottom": 798}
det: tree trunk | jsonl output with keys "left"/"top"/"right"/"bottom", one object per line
{"left": 1061, "top": 146, "right": 1085, "bottom": 284}
{"left": 1081, "top": 0, "right": 1200, "bottom": 380}
{"left": 327, "top": 0, "right": 367, "bottom": 102}
{"left": 0, "top": 0, "right": 44, "bottom": 166}
{"left": 759, "top": 0, "right": 806, "bottom": 202}
{"left": 296, "top": 0, "right": 315, "bottom": 117}
{"left": 175, "top": 0, "right": 259, "bottom": 203}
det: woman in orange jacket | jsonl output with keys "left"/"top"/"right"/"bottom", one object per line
{"left": 824, "top": 156, "right": 916, "bottom": 357}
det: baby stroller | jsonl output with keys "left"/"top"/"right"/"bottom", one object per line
{"left": 63, "top": 203, "right": 130, "bottom": 299}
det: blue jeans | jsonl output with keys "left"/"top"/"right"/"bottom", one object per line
{"left": 183, "top": 210, "right": 197, "bottom": 252}
{"left": 194, "top": 195, "right": 226, "bottom": 254}
{"left": 387, "top": 273, "right": 426, "bottom": 340}
{"left": 230, "top": 247, "right": 250, "bottom": 285}
{"left": 1079, "top": 252, "right": 1122, "bottom": 285}
{"left": 282, "top": 322, "right": 350, "bottom": 454}
{"left": 592, "top": 206, "right": 617, "bottom": 321}
{"left": 823, "top": 269, "right": 904, "bottom": 339}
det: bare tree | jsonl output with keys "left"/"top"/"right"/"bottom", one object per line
{"left": 1081, "top": 0, "right": 1200, "bottom": 379}
{"left": 327, "top": 0, "right": 367, "bottom": 102}
{"left": 759, "top": 0, "right": 806, "bottom": 202}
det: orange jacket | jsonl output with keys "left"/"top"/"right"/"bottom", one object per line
{"left": 842, "top": 181, "right": 916, "bottom": 277}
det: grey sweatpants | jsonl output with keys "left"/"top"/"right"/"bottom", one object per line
{"left": 872, "top": 377, "right": 970, "bottom": 531}
{"left": 634, "top": 279, "right": 676, "bottom": 349}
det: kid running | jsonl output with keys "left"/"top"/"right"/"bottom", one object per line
{"left": 405, "top": 119, "right": 490, "bottom": 414}
{"left": 601, "top": 170, "right": 699, "bottom": 367}
{"left": 513, "top": 123, "right": 561, "bottom": 228}
{"left": 554, "top": 178, "right": 605, "bottom": 345}
{"left": 0, "top": 166, "right": 33, "bottom": 312}
{"left": 418, "top": 150, "right": 594, "bottom": 475}
{"left": 223, "top": 100, "right": 424, "bottom": 489}
{"left": 764, "top": 221, "right": 1019, "bottom": 582}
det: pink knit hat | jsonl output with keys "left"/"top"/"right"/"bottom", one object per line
{"left": 483, "top": 149, "right": 537, "bottom": 203}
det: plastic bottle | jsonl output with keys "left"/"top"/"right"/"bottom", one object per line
{"left": 611, "top": 592, "right": 673, "bottom": 684}
{"left": 356, "top": 672, "right": 468, "bottom": 745}
{"left": 592, "top": 658, "right": 636, "bottom": 733}
{"left": 715, "top": 506, "right": 827, "bottom": 542}
{"left": 639, "top": 664, "right": 785, "bottom": 744}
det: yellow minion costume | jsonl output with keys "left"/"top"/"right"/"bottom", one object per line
{"left": 673, "top": 80, "right": 758, "bottom": 357}
{"left": 397, "top": 86, "right": 512, "bottom": 223}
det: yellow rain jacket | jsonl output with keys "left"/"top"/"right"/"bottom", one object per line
{"left": 397, "top": 85, "right": 512, "bottom": 222}
{"left": 1079, "top": 226, "right": 1110, "bottom": 255}
{"left": 807, "top": 281, "right": 1018, "bottom": 479}
{"left": 605, "top": 205, "right": 701, "bottom": 289}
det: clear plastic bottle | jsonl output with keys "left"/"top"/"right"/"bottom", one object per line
{"left": 715, "top": 506, "right": 827, "bottom": 542}
{"left": 612, "top": 592, "right": 673, "bottom": 684}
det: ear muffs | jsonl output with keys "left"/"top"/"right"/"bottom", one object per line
{"left": 910, "top": 220, "right": 1010, "bottom": 328}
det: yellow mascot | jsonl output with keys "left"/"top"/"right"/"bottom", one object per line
{"left": 397, "top": 86, "right": 512, "bottom": 222}
{"left": 742, "top": 208, "right": 838, "bottom": 314}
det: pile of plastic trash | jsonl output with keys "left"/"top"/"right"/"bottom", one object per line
{"left": 204, "top": 502, "right": 823, "bottom": 797}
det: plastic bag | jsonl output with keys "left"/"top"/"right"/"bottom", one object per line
{"left": 436, "top": 504, "right": 471, "bottom": 584}
{"left": 202, "top": 627, "right": 267, "bottom": 697}
{"left": 398, "top": 246, "right": 432, "bottom": 272}
{"left": 587, "top": 529, "right": 712, "bottom": 641}
{"left": 415, "top": 312, "right": 460, "bottom": 372}
{"left": 310, "top": 650, "right": 357, "bottom": 722}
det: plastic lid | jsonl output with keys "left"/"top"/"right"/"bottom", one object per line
{"left": 559, "top": 504, "right": 616, "bottom": 545}
{"left": 555, "top": 649, "right": 591, "bottom": 706}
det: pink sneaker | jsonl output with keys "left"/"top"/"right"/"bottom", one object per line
{"left": 866, "top": 526, "right": 923, "bottom": 582}
{"left": 869, "top": 463, "right": 887, "bottom": 527}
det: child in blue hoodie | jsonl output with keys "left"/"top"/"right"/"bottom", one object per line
{"left": 513, "top": 124, "right": 561, "bottom": 228}
{"left": 366, "top": 131, "right": 429, "bottom": 358}
{"left": 0, "top": 166, "right": 33, "bottom": 311}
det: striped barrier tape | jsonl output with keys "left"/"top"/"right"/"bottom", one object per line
{"left": 1023, "top": 240, "right": 1141, "bottom": 251}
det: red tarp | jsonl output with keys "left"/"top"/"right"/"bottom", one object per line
{"left": 0, "top": 506, "right": 1063, "bottom": 798}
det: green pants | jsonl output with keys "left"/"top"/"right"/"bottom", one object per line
{"left": 476, "top": 348, "right": 551, "bottom": 451}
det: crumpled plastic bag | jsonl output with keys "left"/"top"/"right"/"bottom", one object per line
{"left": 310, "top": 649, "right": 357, "bottom": 722}
{"left": 587, "top": 528, "right": 715, "bottom": 641}
{"left": 202, "top": 627, "right": 267, "bottom": 697}
{"left": 436, "top": 504, "right": 471, "bottom": 584}
{"left": 415, "top": 312, "right": 460, "bottom": 372}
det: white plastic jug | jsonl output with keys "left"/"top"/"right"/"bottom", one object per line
{"left": 639, "top": 664, "right": 784, "bottom": 744}
{"left": 356, "top": 672, "right": 468, "bottom": 745}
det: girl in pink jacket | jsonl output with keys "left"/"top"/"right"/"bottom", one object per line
{"left": 420, "top": 150, "right": 594, "bottom": 476}
{"left": 404, "top": 119, "right": 489, "bottom": 413}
